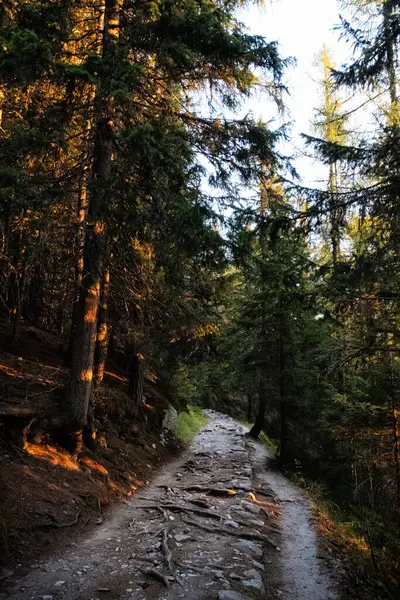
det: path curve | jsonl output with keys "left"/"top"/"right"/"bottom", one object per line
{"left": 0, "top": 411, "right": 338, "bottom": 600}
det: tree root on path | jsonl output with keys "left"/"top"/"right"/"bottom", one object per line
{"left": 140, "top": 501, "right": 263, "bottom": 531}
{"left": 182, "top": 485, "right": 238, "bottom": 497}
{"left": 181, "top": 514, "right": 277, "bottom": 548}
{"left": 161, "top": 528, "right": 173, "bottom": 572}
{"left": 139, "top": 567, "right": 170, "bottom": 588}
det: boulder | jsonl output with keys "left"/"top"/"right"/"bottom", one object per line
{"left": 162, "top": 404, "right": 178, "bottom": 434}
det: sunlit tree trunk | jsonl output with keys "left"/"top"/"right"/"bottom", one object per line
{"left": 66, "top": 0, "right": 120, "bottom": 429}
{"left": 66, "top": 177, "right": 89, "bottom": 364}
{"left": 93, "top": 267, "right": 110, "bottom": 387}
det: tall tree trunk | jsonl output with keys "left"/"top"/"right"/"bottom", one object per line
{"left": 383, "top": 0, "right": 398, "bottom": 108}
{"left": 279, "top": 333, "right": 287, "bottom": 466}
{"left": 93, "top": 267, "right": 110, "bottom": 387}
{"left": 278, "top": 323, "right": 287, "bottom": 467}
{"left": 66, "top": 0, "right": 120, "bottom": 429}
{"left": 389, "top": 363, "right": 400, "bottom": 516}
{"left": 248, "top": 374, "right": 267, "bottom": 439}
{"left": 249, "top": 210, "right": 268, "bottom": 440}
{"left": 329, "top": 161, "right": 340, "bottom": 267}
{"left": 66, "top": 177, "right": 89, "bottom": 364}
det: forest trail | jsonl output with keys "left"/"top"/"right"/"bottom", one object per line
{"left": 0, "top": 412, "right": 338, "bottom": 600}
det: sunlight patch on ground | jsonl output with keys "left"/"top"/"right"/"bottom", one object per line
{"left": 81, "top": 457, "right": 108, "bottom": 475}
{"left": 25, "top": 443, "right": 80, "bottom": 471}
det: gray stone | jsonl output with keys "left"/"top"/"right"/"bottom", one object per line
{"left": 218, "top": 591, "right": 249, "bottom": 600}
{"left": 162, "top": 405, "right": 178, "bottom": 434}
{"left": 174, "top": 534, "right": 191, "bottom": 542}
{"left": 243, "top": 569, "right": 262, "bottom": 581}
{"left": 234, "top": 540, "right": 263, "bottom": 558}
{"left": 242, "top": 578, "right": 265, "bottom": 593}
{"left": 223, "top": 519, "right": 239, "bottom": 528}
{"left": 240, "top": 501, "right": 261, "bottom": 515}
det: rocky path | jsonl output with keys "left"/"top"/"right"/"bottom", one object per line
{"left": 0, "top": 411, "right": 338, "bottom": 600}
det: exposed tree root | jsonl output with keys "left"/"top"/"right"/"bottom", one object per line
{"left": 183, "top": 485, "right": 238, "bottom": 497}
{"left": 139, "top": 566, "right": 170, "bottom": 587}
{"left": 161, "top": 528, "right": 173, "bottom": 572}
{"left": 181, "top": 514, "right": 277, "bottom": 548}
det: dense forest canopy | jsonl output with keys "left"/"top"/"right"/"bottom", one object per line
{"left": 1, "top": 0, "right": 400, "bottom": 592}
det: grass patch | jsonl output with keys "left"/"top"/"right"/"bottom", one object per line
{"left": 240, "top": 421, "right": 279, "bottom": 456}
{"left": 258, "top": 431, "right": 278, "bottom": 456}
{"left": 176, "top": 405, "right": 208, "bottom": 443}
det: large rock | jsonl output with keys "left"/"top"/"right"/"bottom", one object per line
{"left": 162, "top": 404, "right": 178, "bottom": 434}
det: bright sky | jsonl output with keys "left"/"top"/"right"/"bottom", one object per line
{"left": 239, "top": 0, "right": 349, "bottom": 186}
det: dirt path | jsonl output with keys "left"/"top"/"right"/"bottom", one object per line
{"left": 0, "top": 412, "right": 338, "bottom": 600}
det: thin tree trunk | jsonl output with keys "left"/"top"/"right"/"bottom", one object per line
{"left": 247, "top": 394, "right": 253, "bottom": 423}
{"left": 66, "top": 0, "right": 120, "bottom": 429}
{"left": 389, "top": 366, "right": 400, "bottom": 515}
{"left": 329, "top": 161, "right": 340, "bottom": 267}
{"left": 10, "top": 270, "right": 23, "bottom": 348}
{"left": 93, "top": 267, "right": 110, "bottom": 387}
{"left": 278, "top": 318, "right": 287, "bottom": 467}
{"left": 128, "top": 348, "right": 144, "bottom": 413}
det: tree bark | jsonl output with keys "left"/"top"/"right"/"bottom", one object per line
{"left": 383, "top": 0, "right": 398, "bottom": 108}
{"left": 66, "top": 0, "right": 120, "bottom": 429}
{"left": 93, "top": 267, "right": 110, "bottom": 387}
{"left": 66, "top": 177, "right": 89, "bottom": 364}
